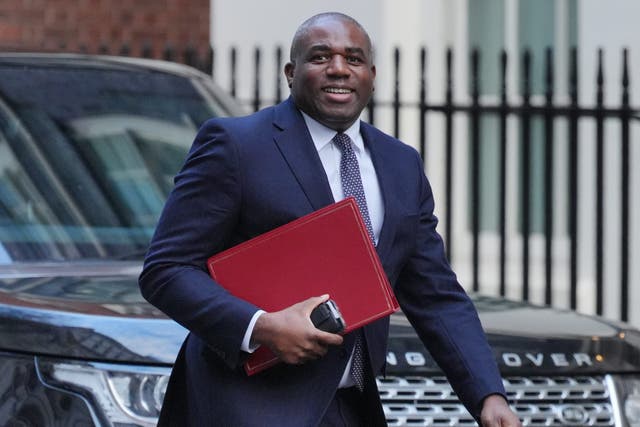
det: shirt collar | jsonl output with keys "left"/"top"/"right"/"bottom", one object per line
{"left": 300, "top": 111, "right": 363, "bottom": 153}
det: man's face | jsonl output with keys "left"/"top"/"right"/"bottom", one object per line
{"left": 285, "top": 18, "right": 376, "bottom": 131}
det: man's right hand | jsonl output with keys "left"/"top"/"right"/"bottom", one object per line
{"left": 251, "top": 294, "right": 344, "bottom": 364}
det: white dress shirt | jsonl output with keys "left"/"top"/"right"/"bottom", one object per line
{"left": 301, "top": 112, "right": 384, "bottom": 244}
{"left": 242, "top": 112, "right": 385, "bottom": 388}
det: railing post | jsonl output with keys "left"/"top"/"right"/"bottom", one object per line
{"left": 595, "top": 48, "right": 605, "bottom": 316}
{"left": 419, "top": 47, "right": 427, "bottom": 161}
{"left": 521, "top": 49, "right": 532, "bottom": 301}
{"left": 119, "top": 43, "right": 130, "bottom": 56}
{"left": 163, "top": 44, "right": 173, "bottom": 62}
{"left": 499, "top": 50, "right": 508, "bottom": 297}
{"left": 275, "top": 46, "right": 283, "bottom": 104}
{"left": 444, "top": 48, "right": 454, "bottom": 262}
{"left": 393, "top": 47, "right": 401, "bottom": 139}
{"left": 544, "top": 47, "right": 555, "bottom": 306}
{"left": 141, "top": 43, "right": 152, "bottom": 59}
{"left": 184, "top": 45, "right": 197, "bottom": 68}
{"left": 620, "top": 48, "right": 630, "bottom": 322}
{"left": 367, "top": 94, "right": 376, "bottom": 126}
{"left": 206, "top": 45, "right": 214, "bottom": 78}
{"left": 470, "top": 48, "right": 481, "bottom": 292}
{"left": 230, "top": 47, "right": 237, "bottom": 99}
{"left": 568, "top": 47, "right": 579, "bottom": 311}
{"left": 253, "top": 47, "right": 261, "bottom": 112}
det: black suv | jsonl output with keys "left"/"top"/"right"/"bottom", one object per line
{"left": 0, "top": 54, "right": 639, "bottom": 427}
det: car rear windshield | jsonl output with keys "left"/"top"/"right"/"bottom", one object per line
{"left": 0, "top": 59, "right": 230, "bottom": 263}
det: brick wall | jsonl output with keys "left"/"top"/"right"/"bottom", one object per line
{"left": 0, "top": 0, "right": 210, "bottom": 69}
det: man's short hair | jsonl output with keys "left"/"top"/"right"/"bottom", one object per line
{"left": 289, "top": 12, "right": 374, "bottom": 63}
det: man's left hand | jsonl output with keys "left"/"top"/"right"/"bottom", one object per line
{"left": 479, "top": 394, "right": 522, "bottom": 427}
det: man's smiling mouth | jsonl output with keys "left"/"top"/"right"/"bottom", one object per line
{"left": 324, "top": 87, "right": 353, "bottom": 94}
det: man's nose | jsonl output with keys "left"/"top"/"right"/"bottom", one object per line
{"left": 326, "top": 55, "right": 350, "bottom": 76}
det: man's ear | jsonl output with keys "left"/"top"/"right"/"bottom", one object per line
{"left": 284, "top": 62, "right": 295, "bottom": 88}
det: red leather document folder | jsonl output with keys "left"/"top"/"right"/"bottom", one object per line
{"left": 206, "top": 197, "right": 399, "bottom": 375}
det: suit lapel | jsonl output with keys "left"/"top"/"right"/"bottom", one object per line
{"left": 270, "top": 100, "right": 398, "bottom": 262}
{"left": 361, "top": 123, "right": 399, "bottom": 262}
{"left": 272, "top": 99, "right": 335, "bottom": 211}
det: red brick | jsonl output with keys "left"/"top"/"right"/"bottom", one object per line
{"left": 0, "top": 24, "right": 21, "bottom": 42}
{"left": 0, "top": 0, "right": 209, "bottom": 63}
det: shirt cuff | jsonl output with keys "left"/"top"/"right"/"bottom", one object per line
{"left": 241, "top": 310, "right": 265, "bottom": 353}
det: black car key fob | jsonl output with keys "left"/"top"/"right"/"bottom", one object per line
{"left": 310, "top": 299, "right": 345, "bottom": 333}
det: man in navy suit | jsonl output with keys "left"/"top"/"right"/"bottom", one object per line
{"left": 139, "top": 12, "right": 521, "bottom": 427}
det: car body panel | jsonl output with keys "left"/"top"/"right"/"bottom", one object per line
{"left": 1, "top": 270, "right": 638, "bottom": 376}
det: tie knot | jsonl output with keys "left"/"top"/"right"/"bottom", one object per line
{"left": 332, "top": 133, "right": 352, "bottom": 152}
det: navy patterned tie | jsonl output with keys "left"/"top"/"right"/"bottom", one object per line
{"left": 333, "top": 132, "right": 371, "bottom": 392}
{"left": 333, "top": 133, "right": 375, "bottom": 242}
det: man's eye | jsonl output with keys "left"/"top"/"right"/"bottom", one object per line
{"left": 347, "top": 56, "right": 364, "bottom": 64}
{"left": 311, "top": 55, "right": 329, "bottom": 62}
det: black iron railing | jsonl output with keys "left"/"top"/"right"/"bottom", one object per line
{"left": 216, "top": 45, "right": 637, "bottom": 322}
{"left": 126, "top": 43, "right": 637, "bottom": 323}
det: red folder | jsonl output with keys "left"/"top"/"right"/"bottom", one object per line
{"left": 206, "top": 197, "right": 399, "bottom": 375}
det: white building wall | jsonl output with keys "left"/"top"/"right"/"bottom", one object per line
{"left": 210, "top": 0, "right": 465, "bottom": 250}
{"left": 211, "top": 0, "right": 382, "bottom": 111}
{"left": 577, "top": 0, "right": 640, "bottom": 326}
{"left": 210, "top": 0, "right": 468, "bottom": 253}
{"left": 210, "top": 0, "right": 640, "bottom": 328}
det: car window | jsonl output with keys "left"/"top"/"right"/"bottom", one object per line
{"left": 0, "top": 60, "right": 228, "bottom": 263}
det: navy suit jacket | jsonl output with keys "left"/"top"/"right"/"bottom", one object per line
{"left": 139, "top": 97, "right": 505, "bottom": 426}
